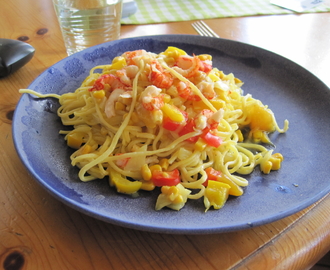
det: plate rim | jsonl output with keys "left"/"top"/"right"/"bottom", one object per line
{"left": 12, "top": 34, "right": 330, "bottom": 234}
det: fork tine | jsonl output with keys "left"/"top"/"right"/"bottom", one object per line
{"left": 192, "top": 22, "right": 208, "bottom": 36}
{"left": 199, "top": 21, "right": 220, "bottom": 38}
{"left": 192, "top": 21, "right": 220, "bottom": 38}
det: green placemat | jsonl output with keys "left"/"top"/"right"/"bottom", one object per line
{"left": 121, "top": 0, "right": 330, "bottom": 24}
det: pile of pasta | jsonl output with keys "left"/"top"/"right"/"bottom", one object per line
{"left": 20, "top": 47, "right": 288, "bottom": 212}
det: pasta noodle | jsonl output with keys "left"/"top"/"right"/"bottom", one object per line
{"left": 20, "top": 46, "right": 288, "bottom": 212}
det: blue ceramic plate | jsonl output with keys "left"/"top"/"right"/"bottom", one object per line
{"left": 13, "top": 35, "right": 330, "bottom": 234}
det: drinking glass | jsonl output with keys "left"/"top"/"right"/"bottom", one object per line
{"left": 52, "top": 0, "right": 123, "bottom": 55}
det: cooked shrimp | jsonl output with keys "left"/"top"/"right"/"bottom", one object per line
{"left": 173, "top": 55, "right": 200, "bottom": 78}
{"left": 176, "top": 81, "right": 201, "bottom": 101}
{"left": 90, "top": 74, "right": 126, "bottom": 92}
{"left": 116, "top": 65, "right": 139, "bottom": 86}
{"left": 123, "top": 49, "right": 157, "bottom": 66}
{"left": 149, "top": 60, "right": 174, "bottom": 89}
{"left": 198, "top": 59, "right": 213, "bottom": 73}
{"left": 194, "top": 112, "right": 208, "bottom": 130}
{"left": 194, "top": 109, "right": 224, "bottom": 130}
{"left": 115, "top": 155, "right": 131, "bottom": 168}
{"left": 122, "top": 50, "right": 146, "bottom": 66}
{"left": 104, "top": 88, "right": 125, "bottom": 118}
{"left": 207, "top": 109, "right": 224, "bottom": 130}
{"left": 197, "top": 81, "right": 216, "bottom": 100}
{"left": 140, "top": 85, "right": 164, "bottom": 111}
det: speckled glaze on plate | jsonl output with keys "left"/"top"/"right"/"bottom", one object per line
{"left": 12, "top": 35, "right": 330, "bottom": 234}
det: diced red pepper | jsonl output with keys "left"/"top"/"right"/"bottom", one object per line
{"left": 178, "top": 119, "right": 199, "bottom": 142}
{"left": 151, "top": 169, "right": 181, "bottom": 186}
{"left": 163, "top": 117, "right": 182, "bottom": 131}
{"left": 205, "top": 167, "right": 222, "bottom": 180}
{"left": 163, "top": 110, "right": 188, "bottom": 131}
{"left": 203, "top": 167, "right": 222, "bottom": 186}
{"left": 200, "top": 128, "right": 222, "bottom": 147}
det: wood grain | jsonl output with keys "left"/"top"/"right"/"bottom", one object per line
{"left": 0, "top": 0, "right": 329, "bottom": 269}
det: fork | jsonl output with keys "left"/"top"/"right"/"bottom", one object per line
{"left": 192, "top": 20, "right": 220, "bottom": 38}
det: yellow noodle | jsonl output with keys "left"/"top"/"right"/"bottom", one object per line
{"left": 19, "top": 47, "right": 288, "bottom": 211}
{"left": 19, "top": 89, "right": 61, "bottom": 99}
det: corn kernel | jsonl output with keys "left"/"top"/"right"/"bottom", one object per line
{"left": 159, "top": 159, "right": 169, "bottom": 171}
{"left": 269, "top": 153, "right": 283, "bottom": 171}
{"left": 162, "top": 186, "right": 171, "bottom": 194}
{"left": 198, "top": 54, "right": 212, "bottom": 61}
{"left": 161, "top": 186, "right": 170, "bottom": 194}
{"left": 270, "top": 158, "right": 281, "bottom": 170}
{"left": 261, "top": 160, "right": 272, "bottom": 174}
{"left": 115, "top": 101, "right": 126, "bottom": 111}
{"left": 140, "top": 180, "right": 155, "bottom": 191}
{"left": 93, "top": 90, "right": 105, "bottom": 99}
{"left": 149, "top": 164, "right": 162, "bottom": 174}
{"left": 168, "top": 186, "right": 179, "bottom": 195}
{"left": 272, "top": 153, "right": 284, "bottom": 161}
{"left": 141, "top": 164, "right": 152, "bottom": 181}
{"left": 162, "top": 186, "right": 179, "bottom": 196}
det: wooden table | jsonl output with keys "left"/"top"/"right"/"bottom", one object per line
{"left": 1, "top": 0, "right": 329, "bottom": 269}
